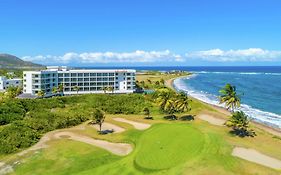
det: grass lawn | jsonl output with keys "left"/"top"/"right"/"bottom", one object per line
{"left": 12, "top": 139, "right": 121, "bottom": 175}
{"left": 135, "top": 124, "right": 205, "bottom": 170}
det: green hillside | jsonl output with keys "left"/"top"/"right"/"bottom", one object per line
{"left": 0, "top": 54, "right": 43, "bottom": 69}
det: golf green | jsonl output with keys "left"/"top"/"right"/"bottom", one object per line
{"left": 135, "top": 124, "right": 205, "bottom": 170}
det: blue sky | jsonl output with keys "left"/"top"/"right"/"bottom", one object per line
{"left": 1, "top": 0, "right": 281, "bottom": 66}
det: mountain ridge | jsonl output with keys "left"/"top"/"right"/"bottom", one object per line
{"left": 0, "top": 54, "right": 44, "bottom": 69}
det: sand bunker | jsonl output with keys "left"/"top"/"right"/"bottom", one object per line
{"left": 232, "top": 147, "right": 281, "bottom": 169}
{"left": 92, "top": 122, "right": 125, "bottom": 133}
{"left": 113, "top": 118, "right": 151, "bottom": 130}
{"left": 198, "top": 114, "right": 225, "bottom": 126}
{"left": 54, "top": 132, "right": 132, "bottom": 156}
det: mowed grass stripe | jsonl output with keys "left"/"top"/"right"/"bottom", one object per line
{"left": 135, "top": 124, "right": 205, "bottom": 170}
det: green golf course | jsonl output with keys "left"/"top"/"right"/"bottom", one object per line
{"left": 9, "top": 119, "right": 281, "bottom": 175}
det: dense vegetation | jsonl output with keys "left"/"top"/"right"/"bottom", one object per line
{"left": 0, "top": 93, "right": 152, "bottom": 154}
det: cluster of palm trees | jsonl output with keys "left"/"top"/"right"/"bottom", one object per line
{"left": 155, "top": 88, "right": 191, "bottom": 118}
{"left": 102, "top": 86, "right": 114, "bottom": 94}
{"left": 136, "top": 78, "right": 165, "bottom": 89}
{"left": 219, "top": 83, "right": 255, "bottom": 137}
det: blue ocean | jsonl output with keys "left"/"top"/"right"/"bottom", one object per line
{"left": 172, "top": 67, "right": 281, "bottom": 129}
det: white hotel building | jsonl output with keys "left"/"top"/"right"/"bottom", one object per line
{"left": 0, "top": 76, "right": 22, "bottom": 91}
{"left": 23, "top": 66, "right": 136, "bottom": 97}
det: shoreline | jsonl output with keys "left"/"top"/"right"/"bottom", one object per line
{"left": 166, "top": 76, "right": 281, "bottom": 137}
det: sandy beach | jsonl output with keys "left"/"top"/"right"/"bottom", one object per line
{"left": 166, "top": 76, "right": 281, "bottom": 137}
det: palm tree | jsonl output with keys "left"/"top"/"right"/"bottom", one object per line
{"left": 155, "top": 81, "right": 160, "bottom": 86}
{"left": 225, "top": 111, "right": 255, "bottom": 137}
{"left": 176, "top": 91, "right": 191, "bottom": 112}
{"left": 143, "top": 107, "right": 150, "bottom": 118}
{"left": 91, "top": 108, "right": 105, "bottom": 132}
{"left": 140, "top": 81, "right": 145, "bottom": 87}
{"left": 37, "top": 90, "right": 45, "bottom": 98}
{"left": 219, "top": 83, "right": 241, "bottom": 112}
{"left": 58, "top": 84, "right": 64, "bottom": 94}
{"left": 73, "top": 85, "right": 79, "bottom": 94}
{"left": 52, "top": 87, "right": 58, "bottom": 95}
{"left": 147, "top": 79, "right": 152, "bottom": 84}
{"left": 160, "top": 78, "right": 165, "bottom": 86}
{"left": 102, "top": 86, "right": 108, "bottom": 94}
{"left": 156, "top": 89, "right": 175, "bottom": 110}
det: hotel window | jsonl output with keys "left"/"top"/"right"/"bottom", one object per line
{"left": 115, "top": 73, "right": 118, "bottom": 76}
{"left": 103, "top": 78, "right": 108, "bottom": 81}
{"left": 78, "top": 83, "right": 83, "bottom": 86}
{"left": 84, "top": 87, "right": 89, "bottom": 91}
{"left": 71, "top": 73, "right": 77, "bottom": 77}
{"left": 90, "top": 82, "right": 96, "bottom": 86}
{"left": 109, "top": 73, "right": 114, "bottom": 76}
{"left": 84, "top": 82, "right": 89, "bottom": 86}
{"left": 84, "top": 78, "right": 89, "bottom": 81}
{"left": 64, "top": 73, "right": 70, "bottom": 77}
{"left": 65, "top": 83, "right": 70, "bottom": 87}
{"left": 97, "top": 78, "right": 102, "bottom": 81}
{"left": 64, "top": 78, "right": 70, "bottom": 82}
{"left": 58, "top": 74, "right": 63, "bottom": 77}
{"left": 84, "top": 73, "right": 89, "bottom": 77}
{"left": 90, "top": 73, "right": 96, "bottom": 76}
{"left": 78, "top": 78, "right": 83, "bottom": 81}
{"left": 78, "top": 73, "right": 83, "bottom": 77}
{"left": 71, "top": 83, "right": 77, "bottom": 86}
{"left": 90, "top": 78, "right": 96, "bottom": 81}
{"left": 97, "top": 73, "right": 102, "bottom": 76}
{"left": 102, "top": 73, "right": 108, "bottom": 76}
{"left": 71, "top": 78, "right": 77, "bottom": 81}
{"left": 127, "top": 73, "right": 131, "bottom": 76}
{"left": 59, "top": 78, "right": 63, "bottom": 82}
{"left": 90, "top": 87, "right": 96, "bottom": 91}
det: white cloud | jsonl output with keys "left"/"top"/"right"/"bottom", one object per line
{"left": 185, "top": 48, "right": 281, "bottom": 62}
{"left": 22, "top": 48, "right": 281, "bottom": 65}
{"left": 22, "top": 50, "right": 184, "bottom": 64}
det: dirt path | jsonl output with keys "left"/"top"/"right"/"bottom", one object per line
{"left": 91, "top": 122, "right": 125, "bottom": 133}
{"left": 232, "top": 147, "right": 281, "bottom": 169}
{"left": 54, "top": 132, "right": 132, "bottom": 156}
{"left": 113, "top": 118, "right": 151, "bottom": 130}
{"left": 198, "top": 114, "right": 226, "bottom": 126}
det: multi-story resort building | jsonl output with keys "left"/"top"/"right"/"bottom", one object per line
{"left": 0, "top": 76, "right": 22, "bottom": 91}
{"left": 23, "top": 66, "right": 136, "bottom": 97}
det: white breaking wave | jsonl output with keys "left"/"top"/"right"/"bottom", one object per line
{"left": 173, "top": 76, "right": 281, "bottom": 129}
{"left": 191, "top": 71, "right": 281, "bottom": 76}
